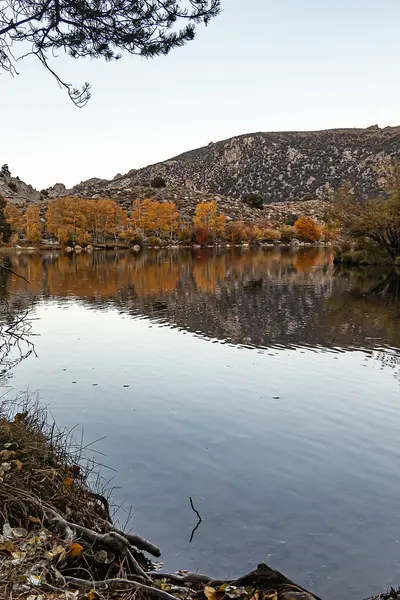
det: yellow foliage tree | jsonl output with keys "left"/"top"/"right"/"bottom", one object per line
{"left": 193, "top": 201, "right": 226, "bottom": 236}
{"left": 4, "top": 201, "right": 24, "bottom": 237}
{"left": 46, "top": 196, "right": 89, "bottom": 245}
{"left": 25, "top": 205, "right": 42, "bottom": 244}
{"left": 156, "top": 202, "right": 179, "bottom": 239}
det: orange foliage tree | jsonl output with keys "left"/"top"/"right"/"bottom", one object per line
{"left": 86, "top": 198, "right": 127, "bottom": 243}
{"left": 294, "top": 216, "right": 322, "bottom": 242}
{"left": 46, "top": 196, "right": 90, "bottom": 245}
{"left": 46, "top": 197, "right": 127, "bottom": 245}
{"left": 130, "top": 199, "right": 179, "bottom": 239}
{"left": 5, "top": 201, "right": 24, "bottom": 238}
{"left": 156, "top": 202, "right": 179, "bottom": 239}
{"left": 25, "top": 205, "right": 42, "bottom": 244}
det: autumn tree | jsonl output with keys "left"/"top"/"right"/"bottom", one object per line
{"left": 86, "top": 198, "right": 127, "bottom": 244}
{"left": 131, "top": 199, "right": 159, "bottom": 236}
{"left": 193, "top": 201, "right": 226, "bottom": 235}
{"left": 46, "top": 196, "right": 90, "bottom": 245}
{"left": 294, "top": 216, "right": 322, "bottom": 242}
{"left": 25, "top": 205, "right": 42, "bottom": 244}
{"left": 0, "top": 195, "right": 12, "bottom": 242}
{"left": 4, "top": 200, "right": 23, "bottom": 237}
{"left": 329, "top": 167, "right": 400, "bottom": 261}
{"left": 156, "top": 202, "right": 179, "bottom": 239}
{"left": 0, "top": 1, "right": 220, "bottom": 106}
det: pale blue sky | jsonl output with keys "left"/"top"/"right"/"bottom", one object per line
{"left": 1, "top": 0, "right": 399, "bottom": 189}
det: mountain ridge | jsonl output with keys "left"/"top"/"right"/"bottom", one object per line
{"left": 1, "top": 126, "right": 399, "bottom": 218}
{"left": 120, "top": 125, "right": 400, "bottom": 202}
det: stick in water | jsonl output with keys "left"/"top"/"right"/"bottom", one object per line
{"left": 189, "top": 496, "right": 202, "bottom": 543}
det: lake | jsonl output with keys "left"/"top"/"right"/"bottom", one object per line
{"left": 2, "top": 247, "right": 400, "bottom": 600}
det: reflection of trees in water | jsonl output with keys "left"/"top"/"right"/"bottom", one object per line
{"left": 0, "top": 259, "right": 36, "bottom": 380}
{"left": 4, "top": 250, "right": 400, "bottom": 373}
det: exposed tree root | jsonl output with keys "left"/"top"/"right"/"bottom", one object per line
{"left": 44, "top": 506, "right": 152, "bottom": 582}
{"left": 107, "top": 522, "right": 161, "bottom": 557}
{"left": 65, "top": 576, "right": 182, "bottom": 600}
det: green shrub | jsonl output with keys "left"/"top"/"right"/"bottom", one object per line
{"left": 126, "top": 231, "right": 144, "bottom": 246}
{"left": 285, "top": 213, "right": 299, "bottom": 226}
{"left": 178, "top": 228, "right": 193, "bottom": 243}
{"left": 243, "top": 193, "right": 264, "bottom": 210}
{"left": 147, "top": 236, "right": 161, "bottom": 246}
{"left": 150, "top": 176, "right": 166, "bottom": 188}
{"left": 263, "top": 229, "right": 281, "bottom": 243}
{"left": 280, "top": 225, "right": 296, "bottom": 243}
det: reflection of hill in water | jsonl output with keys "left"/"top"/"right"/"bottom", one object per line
{"left": 5, "top": 249, "right": 400, "bottom": 358}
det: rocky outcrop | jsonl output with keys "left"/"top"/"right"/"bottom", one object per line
{"left": 0, "top": 164, "right": 41, "bottom": 206}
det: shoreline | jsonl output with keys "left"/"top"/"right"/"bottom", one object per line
{"left": 0, "top": 241, "right": 332, "bottom": 253}
{"left": 0, "top": 400, "right": 396, "bottom": 600}
{"left": 0, "top": 399, "right": 322, "bottom": 600}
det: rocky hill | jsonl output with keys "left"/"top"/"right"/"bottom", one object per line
{"left": 1, "top": 126, "right": 399, "bottom": 220}
{"left": 117, "top": 126, "right": 400, "bottom": 203}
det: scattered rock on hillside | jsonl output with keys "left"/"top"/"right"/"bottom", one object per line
{"left": 112, "top": 126, "right": 400, "bottom": 203}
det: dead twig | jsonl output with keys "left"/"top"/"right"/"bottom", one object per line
{"left": 0, "top": 263, "right": 30, "bottom": 284}
{"left": 189, "top": 496, "right": 202, "bottom": 543}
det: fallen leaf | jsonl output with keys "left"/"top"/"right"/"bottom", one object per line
{"left": 14, "top": 412, "right": 28, "bottom": 424}
{"left": 2, "top": 523, "right": 13, "bottom": 539}
{"left": 27, "top": 595, "right": 45, "bottom": 600}
{"left": 27, "top": 574, "right": 44, "bottom": 586}
{"left": 0, "top": 450, "right": 16, "bottom": 460}
{"left": 56, "top": 548, "right": 67, "bottom": 563}
{"left": 0, "top": 462, "right": 12, "bottom": 477}
{"left": 94, "top": 549, "right": 108, "bottom": 563}
{"left": 64, "top": 476, "right": 73, "bottom": 487}
{"left": 262, "top": 593, "right": 278, "bottom": 600}
{"left": 204, "top": 586, "right": 225, "bottom": 600}
{"left": 11, "top": 550, "right": 27, "bottom": 564}
{"left": 0, "top": 540, "right": 14, "bottom": 553}
{"left": 12, "top": 527, "right": 28, "bottom": 538}
{"left": 161, "top": 583, "right": 171, "bottom": 591}
{"left": 88, "top": 590, "right": 98, "bottom": 600}
{"left": 45, "top": 545, "right": 65, "bottom": 560}
{"left": 28, "top": 516, "right": 41, "bottom": 524}
{"left": 13, "top": 459, "right": 23, "bottom": 471}
{"left": 68, "top": 542, "right": 84, "bottom": 558}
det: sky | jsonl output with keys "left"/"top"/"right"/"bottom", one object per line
{"left": 1, "top": 0, "right": 399, "bottom": 189}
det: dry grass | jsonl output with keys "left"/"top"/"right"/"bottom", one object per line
{"left": 0, "top": 394, "right": 109, "bottom": 530}
{"left": 0, "top": 394, "right": 151, "bottom": 599}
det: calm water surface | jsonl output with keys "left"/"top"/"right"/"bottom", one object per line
{"left": 2, "top": 248, "right": 400, "bottom": 600}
